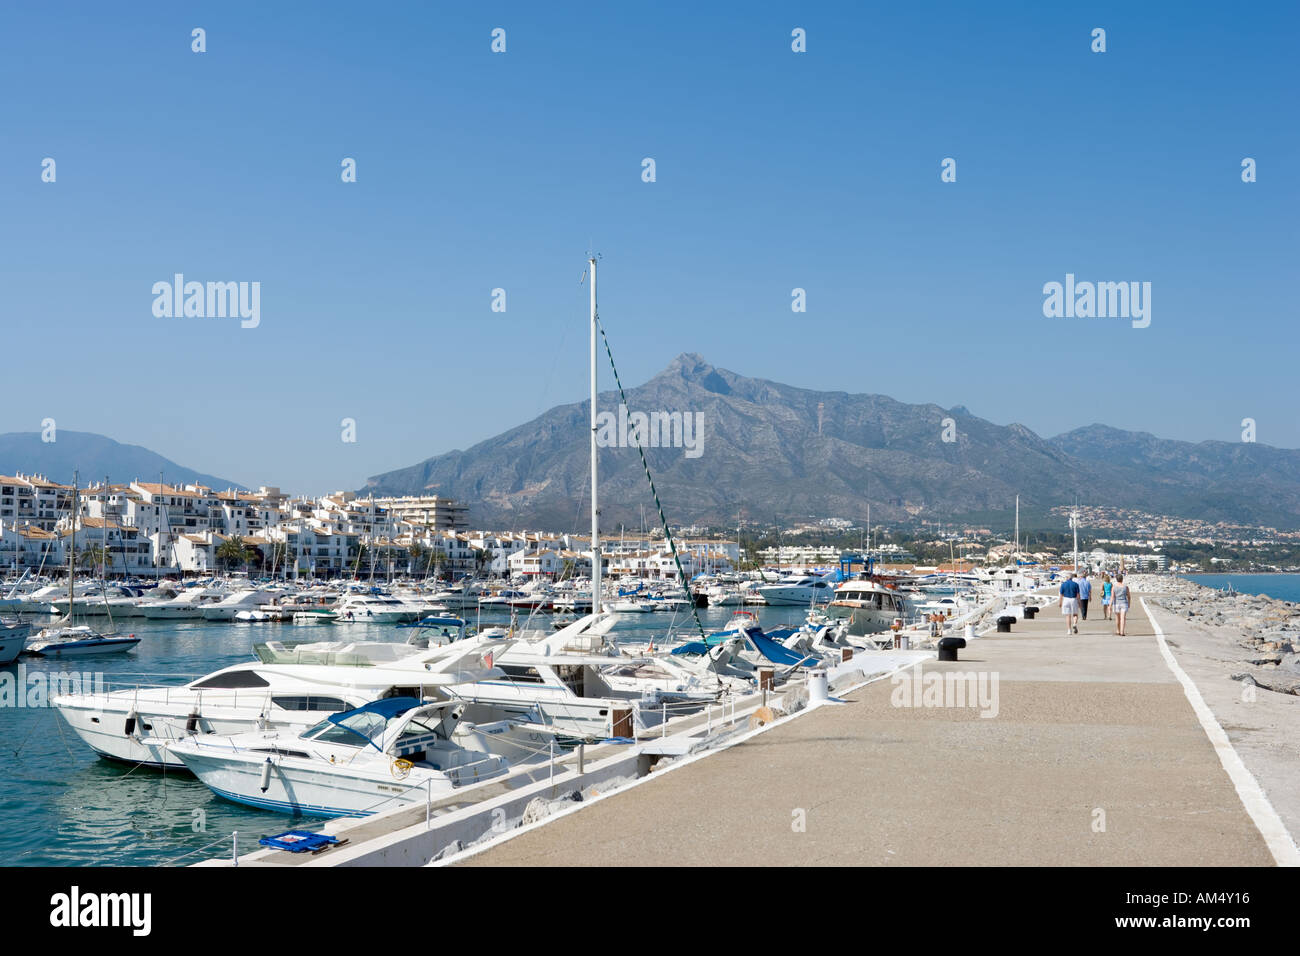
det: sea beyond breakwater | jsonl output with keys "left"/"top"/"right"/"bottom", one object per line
{"left": 1183, "top": 573, "right": 1300, "bottom": 604}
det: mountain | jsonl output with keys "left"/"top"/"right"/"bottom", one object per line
{"left": 1049, "top": 426, "right": 1300, "bottom": 528}
{"left": 362, "top": 353, "right": 1300, "bottom": 530}
{"left": 0, "top": 431, "right": 245, "bottom": 491}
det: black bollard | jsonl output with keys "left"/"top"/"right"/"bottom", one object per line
{"left": 938, "top": 637, "right": 966, "bottom": 661}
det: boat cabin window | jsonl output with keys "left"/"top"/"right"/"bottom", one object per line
{"left": 192, "top": 671, "right": 270, "bottom": 689}
{"left": 556, "top": 664, "right": 585, "bottom": 696}
{"left": 272, "top": 696, "right": 348, "bottom": 712}
{"left": 498, "top": 664, "right": 545, "bottom": 683}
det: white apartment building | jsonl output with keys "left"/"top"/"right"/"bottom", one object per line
{"left": 0, "top": 473, "right": 69, "bottom": 532}
{"left": 373, "top": 494, "right": 469, "bottom": 532}
{"left": 0, "top": 521, "right": 63, "bottom": 571}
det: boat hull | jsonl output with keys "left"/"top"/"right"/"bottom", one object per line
{"left": 173, "top": 746, "right": 497, "bottom": 818}
{"left": 27, "top": 636, "right": 140, "bottom": 658}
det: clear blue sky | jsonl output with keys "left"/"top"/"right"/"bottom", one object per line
{"left": 1, "top": 1, "right": 1295, "bottom": 494}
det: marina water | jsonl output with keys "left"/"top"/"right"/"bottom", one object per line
{"left": 1183, "top": 573, "right": 1300, "bottom": 604}
{"left": 0, "top": 605, "right": 809, "bottom": 866}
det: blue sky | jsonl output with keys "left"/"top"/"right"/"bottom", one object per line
{"left": 1, "top": 1, "right": 1295, "bottom": 494}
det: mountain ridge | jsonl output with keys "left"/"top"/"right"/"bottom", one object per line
{"left": 362, "top": 354, "right": 1300, "bottom": 530}
{"left": 0, "top": 431, "right": 245, "bottom": 491}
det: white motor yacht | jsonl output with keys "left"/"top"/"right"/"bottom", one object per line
{"left": 0, "top": 619, "right": 33, "bottom": 664}
{"left": 334, "top": 592, "right": 424, "bottom": 623}
{"left": 756, "top": 573, "right": 839, "bottom": 606}
{"left": 167, "top": 697, "right": 519, "bottom": 818}
{"left": 826, "top": 578, "right": 911, "bottom": 635}
{"left": 202, "top": 588, "right": 278, "bottom": 621}
{"left": 140, "top": 586, "right": 228, "bottom": 620}
{"left": 51, "top": 635, "right": 511, "bottom": 768}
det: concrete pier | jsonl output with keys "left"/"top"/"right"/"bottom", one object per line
{"left": 455, "top": 594, "right": 1289, "bottom": 866}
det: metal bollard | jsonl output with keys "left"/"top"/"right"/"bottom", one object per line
{"left": 549, "top": 740, "right": 555, "bottom": 787}
{"left": 662, "top": 702, "right": 667, "bottom": 738}
{"left": 232, "top": 831, "right": 238, "bottom": 868}
{"left": 577, "top": 742, "right": 585, "bottom": 775}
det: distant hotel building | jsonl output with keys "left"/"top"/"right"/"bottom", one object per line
{"left": 369, "top": 495, "right": 468, "bottom": 532}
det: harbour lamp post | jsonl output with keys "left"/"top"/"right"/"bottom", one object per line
{"left": 1069, "top": 509, "right": 1079, "bottom": 574}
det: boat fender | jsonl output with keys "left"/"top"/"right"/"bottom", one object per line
{"left": 260, "top": 757, "right": 273, "bottom": 793}
{"left": 124, "top": 710, "right": 138, "bottom": 737}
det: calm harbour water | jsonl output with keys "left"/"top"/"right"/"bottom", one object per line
{"left": 1183, "top": 573, "right": 1300, "bottom": 604}
{"left": 0, "top": 604, "right": 807, "bottom": 867}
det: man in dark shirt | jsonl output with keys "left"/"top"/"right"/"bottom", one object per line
{"left": 1059, "top": 572, "right": 1081, "bottom": 635}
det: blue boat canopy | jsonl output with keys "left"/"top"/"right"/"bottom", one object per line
{"left": 670, "top": 641, "right": 712, "bottom": 656}
{"left": 747, "top": 630, "right": 821, "bottom": 669}
{"left": 327, "top": 696, "right": 421, "bottom": 725}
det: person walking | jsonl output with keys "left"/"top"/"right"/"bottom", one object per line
{"left": 1111, "top": 573, "right": 1130, "bottom": 636}
{"left": 1101, "top": 573, "right": 1113, "bottom": 620}
{"left": 1077, "top": 571, "right": 1092, "bottom": 621}
{"left": 1059, "top": 571, "right": 1081, "bottom": 635}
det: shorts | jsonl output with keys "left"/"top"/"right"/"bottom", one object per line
{"left": 1061, "top": 598, "right": 1080, "bottom": 615}
{"left": 1112, "top": 600, "right": 1129, "bottom": 613}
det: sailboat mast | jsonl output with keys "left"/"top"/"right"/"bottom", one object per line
{"left": 589, "top": 256, "right": 601, "bottom": 615}
{"left": 69, "top": 471, "right": 78, "bottom": 618}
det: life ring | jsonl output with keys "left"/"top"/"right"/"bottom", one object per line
{"left": 391, "top": 758, "right": 414, "bottom": 780}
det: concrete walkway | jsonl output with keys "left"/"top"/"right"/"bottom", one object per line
{"left": 457, "top": 594, "right": 1280, "bottom": 866}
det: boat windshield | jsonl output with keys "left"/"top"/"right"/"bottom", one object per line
{"left": 300, "top": 696, "right": 421, "bottom": 749}
{"left": 302, "top": 710, "right": 390, "bottom": 748}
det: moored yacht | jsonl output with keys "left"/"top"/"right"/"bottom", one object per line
{"left": 756, "top": 573, "right": 840, "bottom": 606}
{"left": 167, "top": 697, "right": 518, "bottom": 817}
{"left": 826, "top": 578, "right": 911, "bottom": 635}
{"left": 202, "top": 588, "right": 278, "bottom": 621}
{"left": 0, "top": 619, "right": 33, "bottom": 664}
{"left": 334, "top": 592, "right": 424, "bottom": 623}
{"left": 140, "top": 586, "right": 228, "bottom": 619}
{"left": 51, "top": 636, "right": 510, "bottom": 768}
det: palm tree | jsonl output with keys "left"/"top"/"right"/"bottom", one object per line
{"left": 408, "top": 543, "right": 429, "bottom": 575}
{"left": 78, "top": 546, "right": 113, "bottom": 577}
{"left": 216, "top": 535, "right": 252, "bottom": 573}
